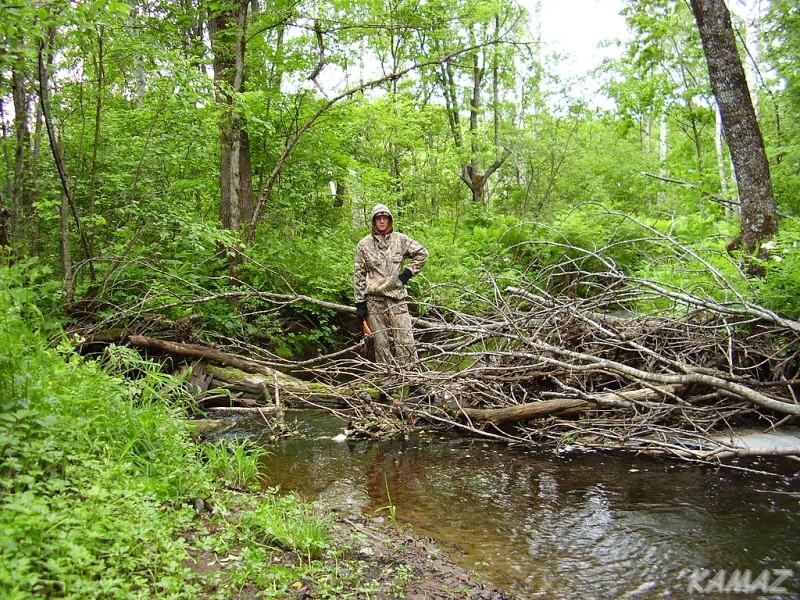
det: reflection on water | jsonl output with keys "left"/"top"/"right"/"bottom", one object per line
{"left": 242, "top": 411, "right": 800, "bottom": 598}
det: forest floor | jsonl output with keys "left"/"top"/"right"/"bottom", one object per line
{"left": 184, "top": 496, "right": 513, "bottom": 599}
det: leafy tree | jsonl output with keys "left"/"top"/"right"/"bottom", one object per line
{"left": 416, "top": 0, "right": 526, "bottom": 205}
{"left": 611, "top": 0, "right": 717, "bottom": 184}
{"left": 208, "top": 0, "right": 253, "bottom": 235}
{"left": 762, "top": 0, "right": 800, "bottom": 214}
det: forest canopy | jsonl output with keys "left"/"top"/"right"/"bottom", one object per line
{"left": 1, "top": 0, "right": 798, "bottom": 341}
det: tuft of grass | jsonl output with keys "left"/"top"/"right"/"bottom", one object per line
{"left": 374, "top": 473, "right": 398, "bottom": 525}
{"left": 201, "top": 438, "right": 270, "bottom": 490}
{"left": 246, "top": 491, "right": 331, "bottom": 563}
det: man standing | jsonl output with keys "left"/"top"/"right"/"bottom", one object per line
{"left": 354, "top": 203, "right": 428, "bottom": 368}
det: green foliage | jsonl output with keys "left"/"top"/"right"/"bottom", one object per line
{"left": 417, "top": 211, "right": 526, "bottom": 310}
{"left": 0, "top": 257, "right": 64, "bottom": 334}
{"left": 245, "top": 490, "right": 331, "bottom": 563}
{"left": 454, "top": 205, "right": 751, "bottom": 316}
{"left": 0, "top": 265, "right": 375, "bottom": 598}
{"left": 763, "top": 0, "right": 800, "bottom": 216}
{"left": 201, "top": 439, "right": 270, "bottom": 490}
{"left": 754, "top": 217, "right": 800, "bottom": 319}
{"left": 100, "top": 343, "right": 193, "bottom": 407}
{"left": 498, "top": 205, "right": 659, "bottom": 297}
{"left": 0, "top": 265, "right": 209, "bottom": 597}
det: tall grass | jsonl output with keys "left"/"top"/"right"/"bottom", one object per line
{"left": 201, "top": 438, "right": 270, "bottom": 490}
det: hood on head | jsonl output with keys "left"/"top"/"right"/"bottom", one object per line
{"left": 370, "top": 203, "right": 394, "bottom": 224}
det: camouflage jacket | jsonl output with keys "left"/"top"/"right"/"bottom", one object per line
{"left": 354, "top": 231, "right": 428, "bottom": 303}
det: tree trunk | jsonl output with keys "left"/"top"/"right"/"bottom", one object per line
{"left": 209, "top": 0, "right": 252, "bottom": 233}
{"left": 39, "top": 29, "right": 95, "bottom": 284}
{"left": 492, "top": 14, "right": 501, "bottom": 162}
{"left": 714, "top": 104, "right": 730, "bottom": 205}
{"left": 451, "top": 385, "right": 682, "bottom": 426}
{"left": 689, "top": 0, "right": 778, "bottom": 255}
{"left": 60, "top": 185, "right": 73, "bottom": 302}
{"left": 657, "top": 109, "right": 668, "bottom": 204}
{"left": 1, "top": 100, "right": 10, "bottom": 202}
{"left": 11, "top": 62, "right": 29, "bottom": 249}
{"left": 30, "top": 102, "right": 43, "bottom": 253}
{"left": 0, "top": 194, "right": 8, "bottom": 249}
{"left": 88, "top": 24, "right": 105, "bottom": 259}
{"left": 439, "top": 50, "right": 509, "bottom": 207}
{"left": 127, "top": 335, "right": 365, "bottom": 407}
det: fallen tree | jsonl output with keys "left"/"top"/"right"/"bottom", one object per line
{"left": 128, "top": 335, "right": 369, "bottom": 408}
{"left": 449, "top": 385, "right": 684, "bottom": 425}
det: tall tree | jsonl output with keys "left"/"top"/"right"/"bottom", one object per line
{"left": 38, "top": 27, "right": 95, "bottom": 290}
{"left": 615, "top": 1, "right": 711, "bottom": 182}
{"left": 11, "top": 58, "right": 30, "bottom": 247}
{"left": 763, "top": 0, "right": 800, "bottom": 213}
{"left": 1, "top": 0, "right": 39, "bottom": 253}
{"left": 418, "top": 0, "right": 523, "bottom": 206}
{"left": 208, "top": 0, "right": 253, "bottom": 233}
{"left": 0, "top": 194, "right": 8, "bottom": 249}
{"left": 689, "top": 0, "right": 778, "bottom": 254}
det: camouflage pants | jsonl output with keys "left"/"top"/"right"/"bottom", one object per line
{"left": 366, "top": 296, "right": 418, "bottom": 368}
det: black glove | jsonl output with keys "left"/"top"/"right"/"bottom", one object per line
{"left": 356, "top": 301, "right": 367, "bottom": 321}
{"left": 399, "top": 268, "right": 413, "bottom": 286}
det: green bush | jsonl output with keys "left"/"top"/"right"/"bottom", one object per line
{"left": 755, "top": 217, "right": 800, "bottom": 319}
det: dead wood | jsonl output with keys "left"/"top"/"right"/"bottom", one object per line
{"left": 127, "top": 335, "right": 371, "bottom": 409}
{"left": 455, "top": 398, "right": 591, "bottom": 424}
{"left": 87, "top": 221, "right": 800, "bottom": 475}
{"left": 128, "top": 335, "right": 281, "bottom": 377}
{"left": 451, "top": 385, "right": 683, "bottom": 426}
{"left": 203, "top": 363, "right": 354, "bottom": 407}
{"left": 199, "top": 393, "right": 261, "bottom": 409}
{"left": 205, "top": 406, "right": 282, "bottom": 415}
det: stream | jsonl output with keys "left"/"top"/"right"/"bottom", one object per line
{"left": 218, "top": 410, "right": 800, "bottom": 598}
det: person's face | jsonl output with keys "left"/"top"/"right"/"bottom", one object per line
{"left": 374, "top": 214, "right": 392, "bottom": 234}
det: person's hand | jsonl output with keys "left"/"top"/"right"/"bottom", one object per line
{"left": 356, "top": 301, "right": 367, "bottom": 321}
{"left": 399, "top": 268, "right": 412, "bottom": 285}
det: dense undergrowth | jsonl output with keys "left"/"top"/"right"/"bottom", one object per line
{"left": 1, "top": 264, "right": 204, "bottom": 596}
{"left": 0, "top": 264, "right": 401, "bottom": 599}
{"left": 60, "top": 205, "right": 800, "bottom": 359}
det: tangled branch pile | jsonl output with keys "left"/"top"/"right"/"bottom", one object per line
{"left": 73, "top": 220, "right": 800, "bottom": 475}
{"left": 316, "top": 239, "right": 800, "bottom": 475}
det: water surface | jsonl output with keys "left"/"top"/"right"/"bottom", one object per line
{"left": 233, "top": 411, "right": 800, "bottom": 598}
